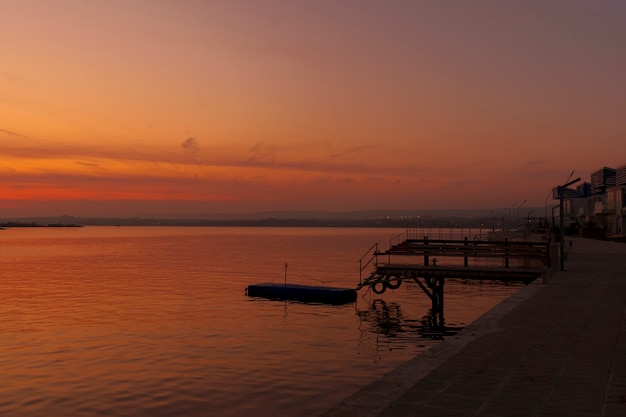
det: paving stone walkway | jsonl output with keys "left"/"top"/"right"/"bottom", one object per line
{"left": 322, "top": 237, "right": 626, "bottom": 417}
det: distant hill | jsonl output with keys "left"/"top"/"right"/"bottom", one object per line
{"left": 247, "top": 208, "right": 500, "bottom": 220}
{"left": 2, "top": 207, "right": 542, "bottom": 228}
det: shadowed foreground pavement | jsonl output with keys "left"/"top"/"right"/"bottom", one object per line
{"left": 321, "top": 237, "right": 626, "bottom": 417}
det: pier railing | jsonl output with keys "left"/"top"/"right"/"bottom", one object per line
{"left": 385, "top": 237, "right": 550, "bottom": 269}
{"left": 361, "top": 234, "right": 549, "bottom": 278}
{"left": 359, "top": 242, "right": 379, "bottom": 284}
{"left": 360, "top": 228, "right": 551, "bottom": 288}
{"left": 388, "top": 227, "right": 499, "bottom": 247}
{"left": 389, "top": 227, "right": 551, "bottom": 247}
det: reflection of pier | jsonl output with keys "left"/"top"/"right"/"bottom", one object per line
{"left": 356, "top": 300, "right": 463, "bottom": 342}
{"left": 358, "top": 231, "right": 551, "bottom": 321}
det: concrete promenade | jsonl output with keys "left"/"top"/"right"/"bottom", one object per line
{"left": 322, "top": 237, "right": 626, "bottom": 417}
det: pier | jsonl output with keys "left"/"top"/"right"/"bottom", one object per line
{"left": 321, "top": 237, "right": 626, "bottom": 417}
{"left": 357, "top": 230, "right": 551, "bottom": 322}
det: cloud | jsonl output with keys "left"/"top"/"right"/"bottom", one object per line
{"left": 75, "top": 161, "right": 100, "bottom": 167}
{"left": 181, "top": 137, "right": 201, "bottom": 170}
{"left": 181, "top": 137, "right": 199, "bottom": 154}
{"left": 248, "top": 142, "right": 279, "bottom": 165}
{"left": 0, "top": 128, "right": 27, "bottom": 138}
{"left": 328, "top": 144, "right": 379, "bottom": 159}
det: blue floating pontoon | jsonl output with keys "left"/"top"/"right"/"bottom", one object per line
{"left": 246, "top": 282, "right": 357, "bottom": 305}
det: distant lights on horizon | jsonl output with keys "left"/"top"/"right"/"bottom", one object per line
{"left": 358, "top": 215, "right": 420, "bottom": 220}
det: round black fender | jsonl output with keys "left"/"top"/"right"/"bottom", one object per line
{"left": 384, "top": 274, "right": 402, "bottom": 289}
{"left": 371, "top": 281, "right": 387, "bottom": 294}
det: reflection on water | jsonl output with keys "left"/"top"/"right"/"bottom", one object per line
{"left": 357, "top": 299, "right": 464, "bottom": 344}
{"left": 0, "top": 227, "right": 523, "bottom": 417}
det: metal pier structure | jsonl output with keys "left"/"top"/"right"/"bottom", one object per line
{"left": 357, "top": 229, "right": 552, "bottom": 322}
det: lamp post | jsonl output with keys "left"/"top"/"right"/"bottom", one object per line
{"left": 517, "top": 200, "right": 527, "bottom": 226}
{"left": 551, "top": 204, "right": 559, "bottom": 243}
{"left": 544, "top": 188, "right": 553, "bottom": 224}
{"left": 492, "top": 208, "right": 505, "bottom": 232}
{"left": 558, "top": 177, "right": 581, "bottom": 271}
{"left": 507, "top": 202, "right": 517, "bottom": 231}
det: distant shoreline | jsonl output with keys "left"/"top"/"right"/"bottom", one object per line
{"left": 0, "top": 222, "right": 84, "bottom": 228}
{"left": 0, "top": 216, "right": 506, "bottom": 229}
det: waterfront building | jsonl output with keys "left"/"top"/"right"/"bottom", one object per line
{"left": 605, "top": 185, "right": 626, "bottom": 238}
{"left": 557, "top": 165, "right": 626, "bottom": 240}
{"left": 590, "top": 166, "right": 617, "bottom": 194}
{"left": 617, "top": 164, "right": 626, "bottom": 186}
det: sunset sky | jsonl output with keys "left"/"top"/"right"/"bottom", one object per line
{"left": 2, "top": 1, "right": 626, "bottom": 218}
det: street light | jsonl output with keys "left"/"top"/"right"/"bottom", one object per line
{"left": 551, "top": 204, "right": 559, "bottom": 243}
{"left": 544, "top": 188, "right": 553, "bottom": 223}
{"left": 557, "top": 176, "right": 581, "bottom": 271}
{"left": 507, "top": 202, "right": 517, "bottom": 231}
{"left": 517, "top": 200, "right": 527, "bottom": 226}
{"left": 492, "top": 208, "right": 505, "bottom": 232}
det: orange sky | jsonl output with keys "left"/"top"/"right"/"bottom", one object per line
{"left": 2, "top": 1, "right": 626, "bottom": 218}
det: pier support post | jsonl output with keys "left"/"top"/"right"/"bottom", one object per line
{"left": 423, "top": 276, "right": 445, "bottom": 328}
{"left": 464, "top": 237, "right": 469, "bottom": 267}
{"left": 423, "top": 236, "right": 429, "bottom": 266}
{"left": 505, "top": 238, "right": 510, "bottom": 268}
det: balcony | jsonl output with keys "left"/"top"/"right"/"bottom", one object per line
{"left": 594, "top": 201, "right": 616, "bottom": 215}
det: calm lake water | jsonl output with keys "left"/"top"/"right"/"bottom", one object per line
{"left": 0, "top": 226, "right": 523, "bottom": 417}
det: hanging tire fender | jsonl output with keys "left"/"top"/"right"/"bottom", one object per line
{"left": 371, "top": 281, "right": 387, "bottom": 294}
{"left": 384, "top": 275, "right": 402, "bottom": 289}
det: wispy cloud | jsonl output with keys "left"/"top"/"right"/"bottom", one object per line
{"left": 181, "top": 137, "right": 200, "bottom": 154}
{"left": 328, "top": 143, "right": 379, "bottom": 159}
{"left": 180, "top": 136, "right": 201, "bottom": 169}
{"left": 248, "top": 142, "right": 279, "bottom": 165}
{"left": 0, "top": 128, "right": 27, "bottom": 138}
